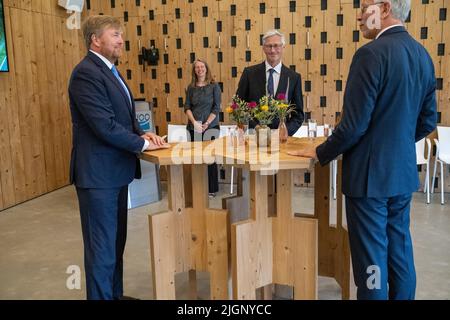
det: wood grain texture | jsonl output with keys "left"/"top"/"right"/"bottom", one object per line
{"left": 0, "top": 1, "right": 83, "bottom": 210}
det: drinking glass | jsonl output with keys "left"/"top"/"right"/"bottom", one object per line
{"left": 324, "top": 124, "right": 330, "bottom": 137}
{"left": 308, "top": 119, "right": 317, "bottom": 138}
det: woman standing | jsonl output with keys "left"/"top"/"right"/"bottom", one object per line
{"left": 184, "top": 59, "right": 221, "bottom": 197}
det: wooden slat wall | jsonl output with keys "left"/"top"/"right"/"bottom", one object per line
{"left": 0, "top": 0, "right": 83, "bottom": 210}
{"left": 83, "top": 0, "right": 450, "bottom": 135}
{"left": 1, "top": 0, "right": 449, "bottom": 210}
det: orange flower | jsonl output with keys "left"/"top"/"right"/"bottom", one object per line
{"left": 225, "top": 106, "right": 233, "bottom": 114}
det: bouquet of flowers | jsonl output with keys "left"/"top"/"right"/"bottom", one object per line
{"left": 225, "top": 95, "right": 255, "bottom": 127}
{"left": 252, "top": 95, "right": 278, "bottom": 126}
{"left": 273, "top": 93, "right": 296, "bottom": 122}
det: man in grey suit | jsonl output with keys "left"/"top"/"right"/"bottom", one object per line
{"left": 289, "top": 0, "right": 436, "bottom": 299}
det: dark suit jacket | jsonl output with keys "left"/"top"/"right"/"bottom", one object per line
{"left": 316, "top": 26, "right": 437, "bottom": 197}
{"left": 236, "top": 62, "right": 304, "bottom": 135}
{"left": 68, "top": 51, "right": 145, "bottom": 188}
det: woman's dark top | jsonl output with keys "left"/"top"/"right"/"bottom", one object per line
{"left": 184, "top": 83, "right": 221, "bottom": 131}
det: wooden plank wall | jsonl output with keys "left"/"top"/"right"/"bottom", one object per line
{"left": 83, "top": 0, "right": 449, "bottom": 134}
{"left": 1, "top": 0, "right": 449, "bottom": 210}
{"left": 0, "top": 0, "right": 83, "bottom": 210}
{"left": 83, "top": 0, "right": 449, "bottom": 189}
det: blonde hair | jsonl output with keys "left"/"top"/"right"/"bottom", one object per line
{"left": 82, "top": 15, "right": 122, "bottom": 50}
{"left": 189, "top": 59, "right": 214, "bottom": 88}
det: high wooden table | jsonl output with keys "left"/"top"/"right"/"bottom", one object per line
{"left": 141, "top": 141, "right": 229, "bottom": 299}
{"left": 142, "top": 137, "right": 351, "bottom": 300}
{"left": 213, "top": 136, "right": 351, "bottom": 299}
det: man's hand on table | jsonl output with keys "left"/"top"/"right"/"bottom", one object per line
{"left": 141, "top": 132, "right": 166, "bottom": 147}
{"left": 287, "top": 145, "right": 318, "bottom": 161}
{"left": 141, "top": 132, "right": 170, "bottom": 151}
{"left": 145, "top": 141, "right": 170, "bottom": 151}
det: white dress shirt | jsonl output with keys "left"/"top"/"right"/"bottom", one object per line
{"left": 376, "top": 24, "right": 404, "bottom": 39}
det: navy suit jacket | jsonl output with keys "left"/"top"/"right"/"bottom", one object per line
{"left": 68, "top": 51, "right": 145, "bottom": 188}
{"left": 236, "top": 62, "right": 304, "bottom": 135}
{"left": 316, "top": 26, "right": 437, "bottom": 198}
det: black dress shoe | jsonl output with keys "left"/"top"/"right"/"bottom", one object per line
{"left": 118, "top": 295, "right": 140, "bottom": 300}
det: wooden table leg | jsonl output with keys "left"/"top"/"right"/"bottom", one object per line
{"left": 273, "top": 169, "right": 318, "bottom": 300}
{"left": 315, "top": 161, "right": 352, "bottom": 299}
{"left": 149, "top": 164, "right": 229, "bottom": 299}
{"left": 149, "top": 165, "right": 190, "bottom": 299}
{"left": 232, "top": 172, "right": 273, "bottom": 299}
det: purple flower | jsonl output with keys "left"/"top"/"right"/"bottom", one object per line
{"left": 231, "top": 103, "right": 238, "bottom": 110}
{"left": 276, "top": 93, "right": 286, "bottom": 101}
{"left": 248, "top": 101, "right": 257, "bottom": 109}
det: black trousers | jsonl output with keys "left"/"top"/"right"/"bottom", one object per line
{"left": 189, "top": 126, "right": 220, "bottom": 193}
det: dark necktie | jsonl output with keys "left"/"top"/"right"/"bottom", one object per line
{"left": 267, "top": 68, "right": 275, "bottom": 96}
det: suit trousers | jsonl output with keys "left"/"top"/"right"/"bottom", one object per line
{"left": 345, "top": 194, "right": 416, "bottom": 300}
{"left": 76, "top": 186, "right": 128, "bottom": 300}
{"left": 189, "top": 127, "right": 220, "bottom": 194}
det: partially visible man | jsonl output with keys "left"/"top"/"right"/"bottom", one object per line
{"left": 68, "top": 15, "right": 168, "bottom": 300}
{"left": 289, "top": 0, "right": 436, "bottom": 299}
{"left": 236, "top": 30, "right": 304, "bottom": 135}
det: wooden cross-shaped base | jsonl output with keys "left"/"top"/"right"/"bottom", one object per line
{"left": 148, "top": 164, "right": 229, "bottom": 299}
{"left": 231, "top": 169, "right": 318, "bottom": 299}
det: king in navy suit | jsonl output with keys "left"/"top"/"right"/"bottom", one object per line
{"left": 236, "top": 30, "right": 304, "bottom": 135}
{"left": 289, "top": 0, "right": 437, "bottom": 299}
{"left": 68, "top": 15, "right": 168, "bottom": 299}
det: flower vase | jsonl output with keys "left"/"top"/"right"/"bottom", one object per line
{"left": 236, "top": 123, "right": 246, "bottom": 146}
{"left": 256, "top": 124, "right": 271, "bottom": 148}
{"left": 278, "top": 117, "right": 288, "bottom": 144}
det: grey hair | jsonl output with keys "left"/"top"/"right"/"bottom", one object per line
{"left": 262, "top": 30, "right": 286, "bottom": 46}
{"left": 388, "top": 0, "right": 411, "bottom": 22}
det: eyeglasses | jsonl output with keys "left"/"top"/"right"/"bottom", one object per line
{"left": 360, "top": 1, "right": 385, "bottom": 14}
{"left": 263, "top": 43, "right": 284, "bottom": 50}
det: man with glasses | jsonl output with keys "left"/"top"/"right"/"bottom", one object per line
{"left": 236, "top": 29, "right": 304, "bottom": 135}
{"left": 289, "top": 0, "right": 436, "bottom": 299}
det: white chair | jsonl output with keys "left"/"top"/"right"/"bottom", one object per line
{"left": 432, "top": 126, "right": 450, "bottom": 205}
{"left": 167, "top": 124, "right": 188, "bottom": 143}
{"left": 220, "top": 125, "right": 237, "bottom": 194}
{"left": 293, "top": 124, "right": 338, "bottom": 199}
{"left": 415, "top": 138, "right": 431, "bottom": 204}
{"left": 317, "top": 125, "right": 324, "bottom": 137}
{"left": 293, "top": 125, "right": 325, "bottom": 138}
{"left": 293, "top": 125, "right": 308, "bottom": 138}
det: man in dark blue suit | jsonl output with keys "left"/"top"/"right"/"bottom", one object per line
{"left": 236, "top": 30, "right": 304, "bottom": 135}
{"left": 289, "top": 0, "right": 437, "bottom": 299}
{"left": 68, "top": 15, "right": 168, "bottom": 300}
